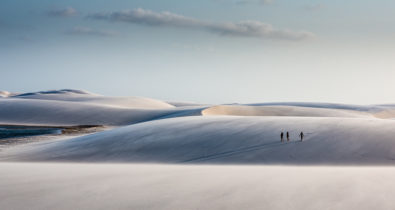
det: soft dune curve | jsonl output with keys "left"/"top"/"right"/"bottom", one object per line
{"left": 202, "top": 105, "right": 373, "bottom": 118}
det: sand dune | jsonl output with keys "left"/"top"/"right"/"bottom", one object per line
{"left": 0, "top": 98, "right": 203, "bottom": 126}
{"left": 9, "top": 89, "right": 174, "bottom": 109}
{"left": 4, "top": 115, "right": 395, "bottom": 164}
{"left": 3, "top": 89, "right": 395, "bottom": 210}
{"left": 2, "top": 89, "right": 395, "bottom": 165}
{"left": 0, "top": 89, "right": 209, "bottom": 126}
{"left": 168, "top": 101, "right": 210, "bottom": 107}
{"left": 246, "top": 102, "right": 388, "bottom": 112}
{"left": 202, "top": 105, "right": 372, "bottom": 118}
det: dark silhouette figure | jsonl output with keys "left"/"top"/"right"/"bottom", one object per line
{"left": 280, "top": 132, "right": 284, "bottom": 142}
{"left": 299, "top": 132, "right": 304, "bottom": 141}
{"left": 286, "top": 132, "right": 290, "bottom": 142}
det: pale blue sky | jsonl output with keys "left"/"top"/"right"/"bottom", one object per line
{"left": 1, "top": 0, "right": 395, "bottom": 104}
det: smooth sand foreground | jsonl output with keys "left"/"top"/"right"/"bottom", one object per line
{"left": 0, "top": 163, "right": 394, "bottom": 210}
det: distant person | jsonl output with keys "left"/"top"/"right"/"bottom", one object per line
{"left": 299, "top": 132, "right": 304, "bottom": 141}
{"left": 286, "top": 132, "right": 290, "bottom": 142}
{"left": 280, "top": 132, "right": 284, "bottom": 142}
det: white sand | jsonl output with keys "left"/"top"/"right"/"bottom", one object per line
{"left": 3, "top": 89, "right": 395, "bottom": 210}
{"left": 202, "top": 105, "right": 372, "bottom": 118}
{"left": 11, "top": 89, "right": 174, "bottom": 109}
{"left": 3, "top": 116, "right": 395, "bottom": 164}
{"left": 1, "top": 163, "right": 395, "bottom": 210}
{"left": 2, "top": 89, "right": 395, "bottom": 165}
{"left": 0, "top": 99, "right": 204, "bottom": 126}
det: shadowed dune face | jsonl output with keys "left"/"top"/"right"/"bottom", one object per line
{"left": 202, "top": 105, "right": 373, "bottom": 118}
{"left": 14, "top": 89, "right": 94, "bottom": 96}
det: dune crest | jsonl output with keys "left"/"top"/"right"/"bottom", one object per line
{"left": 202, "top": 105, "right": 372, "bottom": 118}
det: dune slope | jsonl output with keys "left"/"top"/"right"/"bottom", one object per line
{"left": 10, "top": 89, "right": 174, "bottom": 109}
{"left": 3, "top": 116, "right": 395, "bottom": 164}
{"left": 0, "top": 98, "right": 203, "bottom": 126}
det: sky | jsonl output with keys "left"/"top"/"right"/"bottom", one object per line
{"left": 1, "top": 0, "right": 395, "bottom": 104}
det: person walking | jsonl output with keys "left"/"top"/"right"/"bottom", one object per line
{"left": 286, "top": 131, "right": 290, "bottom": 142}
{"left": 281, "top": 132, "right": 284, "bottom": 142}
{"left": 299, "top": 132, "right": 304, "bottom": 141}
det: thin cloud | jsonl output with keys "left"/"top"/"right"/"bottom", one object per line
{"left": 89, "top": 8, "right": 203, "bottom": 28}
{"left": 48, "top": 7, "right": 78, "bottom": 17}
{"left": 208, "top": 21, "right": 314, "bottom": 40}
{"left": 65, "top": 27, "right": 118, "bottom": 37}
{"left": 88, "top": 8, "right": 314, "bottom": 41}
